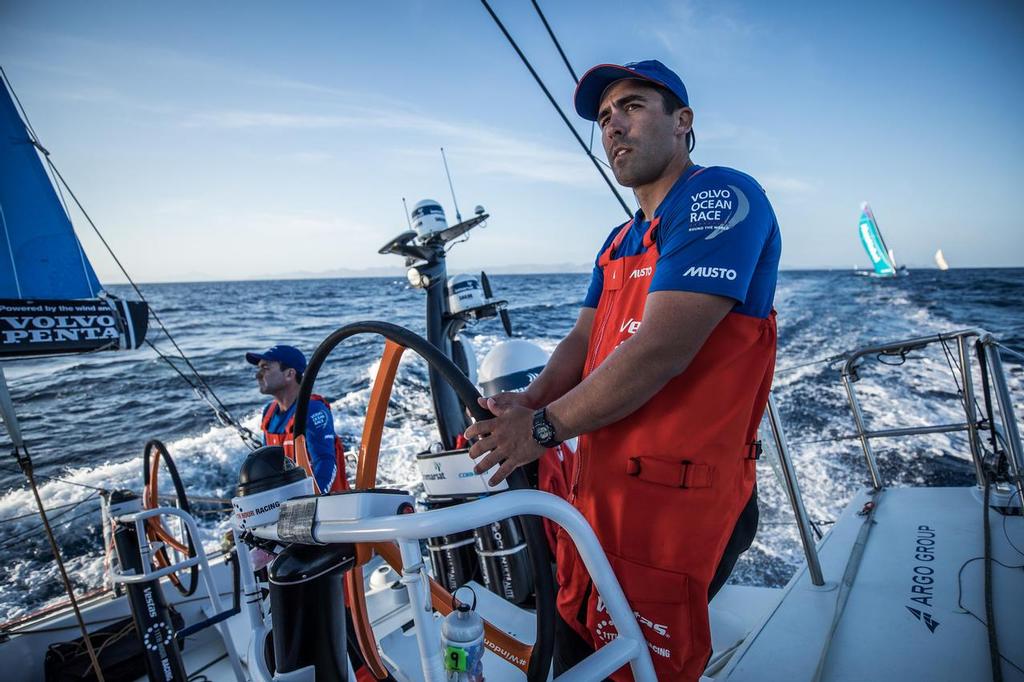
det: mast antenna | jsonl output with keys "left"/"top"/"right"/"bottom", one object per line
{"left": 401, "top": 196, "right": 413, "bottom": 231}
{"left": 440, "top": 147, "right": 462, "bottom": 223}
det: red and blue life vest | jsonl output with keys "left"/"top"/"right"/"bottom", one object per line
{"left": 261, "top": 394, "right": 349, "bottom": 494}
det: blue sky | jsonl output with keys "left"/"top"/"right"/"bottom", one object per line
{"left": 1, "top": 1, "right": 1022, "bottom": 281}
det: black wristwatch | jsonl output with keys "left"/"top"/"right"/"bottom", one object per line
{"left": 531, "top": 408, "right": 562, "bottom": 448}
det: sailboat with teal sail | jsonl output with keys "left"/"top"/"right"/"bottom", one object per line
{"left": 857, "top": 201, "right": 906, "bottom": 277}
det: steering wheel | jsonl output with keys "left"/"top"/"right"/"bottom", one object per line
{"left": 292, "top": 321, "right": 555, "bottom": 681}
{"left": 142, "top": 439, "right": 198, "bottom": 596}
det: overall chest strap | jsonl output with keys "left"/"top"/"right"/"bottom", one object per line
{"left": 598, "top": 219, "right": 660, "bottom": 292}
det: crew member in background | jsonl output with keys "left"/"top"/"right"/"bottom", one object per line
{"left": 465, "top": 60, "right": 781, "bottom": 680}
{"left": 246, "top": 344, "right": 348, "bottom": 494}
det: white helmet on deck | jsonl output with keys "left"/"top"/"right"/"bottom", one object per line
{"left": 478, "top": 340, "right": 549, "bottom": 396}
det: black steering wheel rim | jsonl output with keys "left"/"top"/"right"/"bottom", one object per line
{"left": 293, "top": 320, "right": 555, "bottom": 682}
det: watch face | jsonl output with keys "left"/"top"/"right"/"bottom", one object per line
{"left": 533, "top": 410, "right": 557, "bottom": 445}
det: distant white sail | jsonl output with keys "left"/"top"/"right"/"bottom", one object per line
{"left": 935, "top": 249, "right": 949, "bottom": 271}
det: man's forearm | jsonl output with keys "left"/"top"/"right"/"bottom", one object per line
{"left": 523, "top": 326, "right": 589, "bottom": 408}
{"left": 543, "top": 291, "right": 733, "bottom": 440}
{"left": 545, "top": 331, "right": 690, "bottom": 440}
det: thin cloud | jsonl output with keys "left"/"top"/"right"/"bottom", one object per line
{"left": 650, "top": 1, "right": 755, "bottom": 63}
{"left": 183, "top": 111, "right": 366, "bottom": 128}
{"left": 185, "top": 103, "right": 597, "bottom": 188}
{"left": 760, "top": 175, "right": 815, "bottom": 194}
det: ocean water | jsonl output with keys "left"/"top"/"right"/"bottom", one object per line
{"left": 0, "top": 269, "right": 1022, "bottom": 622}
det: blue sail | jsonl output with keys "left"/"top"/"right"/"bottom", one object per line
{"left": 0, "top": 82, "right": 103, "bottom": 299}
{"left": 857, "top": 202, "right": 896, "bottom": 277}
{"left": 0, "top": 77, "right": 147, "bottom": 357}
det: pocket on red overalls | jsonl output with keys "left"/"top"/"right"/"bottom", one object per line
{"left": 588, "top": 552, "right": 695, "bottom": 681}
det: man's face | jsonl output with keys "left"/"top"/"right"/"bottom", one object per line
{"left": 597, "top": 79, "right": 691, "bottom": 188}
{"left": 256, "top": 360, "right": 294, "bottom": 395}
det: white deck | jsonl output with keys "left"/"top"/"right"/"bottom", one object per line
{"left": 4, "top": 486, "right": 1022, "bottom": 681}
{"left": 718, "top": 486, "right": 1024, "bottom": 681}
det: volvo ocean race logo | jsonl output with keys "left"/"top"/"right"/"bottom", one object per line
{"left": 688, "top": 184, "right": 750, "bottom": 240}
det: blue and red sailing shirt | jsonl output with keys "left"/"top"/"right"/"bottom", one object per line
{"left": 584, "top": 164, "right": 780, "bottom": 316}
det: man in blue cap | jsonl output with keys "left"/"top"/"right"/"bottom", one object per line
{"left": 466, "top": 60, "right": 781, "bottom": 680}
{"left": 246, "top": 344, "right": 347, "bottom": 494}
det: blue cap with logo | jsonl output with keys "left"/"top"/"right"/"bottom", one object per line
{"left": 573, "top": 59, "right": 689, "bottom": 121}
{"left": 245, "top": 345, "right": 307, "bottom": 374}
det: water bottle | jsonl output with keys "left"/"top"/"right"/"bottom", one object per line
{"left": 440, "top": 586, "right": 484, "bottom": 681}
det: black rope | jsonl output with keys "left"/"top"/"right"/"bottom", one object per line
{"left": 955, "top": 556, "right": 1023, "bottom": 677}
{"left": 1002, "top": 490, "right": 1023, "bottom": 559}
{"left": 8, "top": 444, "right": 106, "bottom": 681}
{"left": 982, "top": 473, "right": 1003, "bottom": 682}
{"left": 938, "top": 335, "right": 974, "bottom": 420}
{"left": 479, "top": 0, "right": 633, "bottom": 219}
{"left": 977, "top": 341, "right": 1003, "bottom": 458}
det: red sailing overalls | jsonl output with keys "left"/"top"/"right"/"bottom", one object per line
{"left": 555, "top": 217, "right": 777, "bottom": 681}
{"left": 261, "top": 394, "right": 349, "bottom": 493}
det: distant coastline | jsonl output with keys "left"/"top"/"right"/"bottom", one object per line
{"left": 100, "top": 265, "right": 1023, "bottom": 287}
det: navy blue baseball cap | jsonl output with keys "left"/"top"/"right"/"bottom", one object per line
{"left": 574, "top": 60, "right": 689, "bottom": 121}
{"left": 245, "top": 345, "right": 307, "bottom": 374}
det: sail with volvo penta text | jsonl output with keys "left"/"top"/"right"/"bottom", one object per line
{"left": 0, "top": 76, "right": 148, "bottom": 358}
{"left": 857, "top": 201, "right": 901, "bottom": 277}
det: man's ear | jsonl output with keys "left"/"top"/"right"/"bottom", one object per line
{"left": 677, "top": 107, "right": 694, "bottom": 137}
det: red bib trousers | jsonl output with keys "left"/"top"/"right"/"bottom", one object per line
{"left": 555, "top": 219, "right": 776, "bottom": 681}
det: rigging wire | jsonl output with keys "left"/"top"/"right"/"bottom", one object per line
{"left": 0, "top": 495, "right": 99, "bottom": 524}
{"left": 0, "top": 497, "right": 100, "bottom": 552}
{"left": 530, "top": 0, "right": 579, "bottom": 83}
{"left": 775, "top": 352, "right": 848, "bottom": 375}
{"left": 996, "top": 342, "right": 1024, "bottom": 363}
{"left": 0, "top": 460, "right": 117, "bottom": 493}
{"left": 146, "top": 340, "right": 261, "bottom": 448}
{"left": 8, "top": 442, "right": 106, "bottom": 681}
{"left": 0, "top": 68, "right": 255, "bottom": 451}
{"left": 528, "top": 0, "right": 602, "bottom": 162}
{"left": 479, "top": 0, "right": 633, "bottom": 219}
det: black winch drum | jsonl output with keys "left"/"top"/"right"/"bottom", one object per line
{"left": 474, "top": 517, "right": 534, "bottom": 605}
{"left": 416, "top": 446, "right": 533, "bottom": 603}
